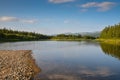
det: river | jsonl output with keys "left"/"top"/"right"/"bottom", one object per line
{"left": 0, "top": 41, "right": 120, "bottom": 80}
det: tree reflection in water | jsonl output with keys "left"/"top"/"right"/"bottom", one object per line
{"left": 100, "top": 42, "right": 120, "bottom": 60}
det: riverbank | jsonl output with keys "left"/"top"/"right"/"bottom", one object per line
{"left": 50, "top": 38, "right": 96, "bottom": 41}
{"left": 0, "top": 50, "right": 40, "bottom": 80}
{"left": 0, "top": 39, "right": 50, "bottom": 43}
{"left": 97, "top": 39, "right": 120, "bottom": 45}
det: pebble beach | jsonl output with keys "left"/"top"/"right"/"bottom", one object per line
{"left": 0, "top": 50, "right": 40, "bottom": 80}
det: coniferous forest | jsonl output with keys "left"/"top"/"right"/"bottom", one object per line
{"left": 0, "top": 28, "right": 97, "bottom": 42}
{"left": 100, "top": 23, "right": 120, "bottom": 39}
{"left": 1, "top": 23, "right": 120, "bottom": 42}
{"left": 0, "top": 28, "right": 50, "bottom": 42}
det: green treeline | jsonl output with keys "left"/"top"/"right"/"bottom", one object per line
{"left": 0, "top": 26, "right": 104, "bottom": 42}
{"left": 0, "top": 28, "right": 50, "bottom": 42}
{"left": 100, "top": 23, "right": 120, "bottom": 39}
{"left": 0, "top": 28, "right": 97, "bottom": 42}
{"left": 51, "top": 34, "right": 96, "bottom": 40}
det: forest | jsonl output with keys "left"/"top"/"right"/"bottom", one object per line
{"left": 0, "top": 28, "right": 97, "bottom": 42}
{"left": 100, "top": 23, "right": 120, "bottom": 39}
{"left": 1, "top": 23, "right": 120, "bottom": 42}
{"left": 0, "top": 28, "right": 50, "bottom": 42}
{"left": 51, "top": 34, "right": 96, "bottom": 40}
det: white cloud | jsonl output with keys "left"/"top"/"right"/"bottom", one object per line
{"left": 80, "top": 2, "right": 116, "bottom": 11}
{"left": 49, "top": 0, "right": 75, "bottom": 4}
{"left": 97, "top": 2, "right": 116, "bottom": 11}
{"left": 81, "top": 2, "right": 97, "bottom": 8}
{"left": 21, "top": 19, "right": 38, "bottom": 24}
{"left": 0, "top": 16, "right": 38, "bottom": 24}
{"left": 0, "top": 16, "right": 19, "bottom": 22}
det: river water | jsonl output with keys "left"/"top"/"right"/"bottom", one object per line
{"left": 0, "top": 41, "right": 120, "bottom": 80}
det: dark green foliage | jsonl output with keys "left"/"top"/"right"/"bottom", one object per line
{"left": 52, "top": 34, "right": 96, "bottom": 40}
{"left": 100, "top": 23, "right": 120, "bottom": 39}
{"left": 82, "top": 35, "right": 96, "bottom": 39}
{"left": 100, "top": 43, "right": 120, "bottom": 60}
{"left": 0, "top": 28, "right": 97, "bottom": 42}
{"left": 0, "top": 28, "right": 50, "bottom": 41}
{"left": 52, "top": 34, "right": 82, "bottom": 40}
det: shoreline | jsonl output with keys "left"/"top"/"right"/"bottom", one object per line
{"left": 1, "top": 39, "right": 120, "bottom": 45}
{"left": 0, "top": 50, "right": 40, "bottom": 80}
{"left": 97, "top": 39, "right": 120, "bottom": 45}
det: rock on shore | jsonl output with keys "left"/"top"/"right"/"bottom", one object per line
{"left": 0, "top": 50, "right": 40, "bottom": 80}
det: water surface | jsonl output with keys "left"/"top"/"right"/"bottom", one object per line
{"left": 0, "top": 41, "right": 120, "bottom": 80}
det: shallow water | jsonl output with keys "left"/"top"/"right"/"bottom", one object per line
{"left": 0, "top": 41, "right": 120, "bottom": 80}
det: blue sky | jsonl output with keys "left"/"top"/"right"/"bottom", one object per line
{"left": 0, "top": 0, "right": 120, "bottom": 34}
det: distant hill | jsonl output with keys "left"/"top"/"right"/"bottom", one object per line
{"left": 63, "top": 31, "right": 100, "bottom": 38}
{"left": 78, "top": 32, "right": 100, "bottom": 38}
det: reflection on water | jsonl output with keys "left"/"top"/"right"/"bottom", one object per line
{"left": 100, "top": 43, "right": 120, "bottom": 60}
{"left": 0, "top": 41, "right": 120, "bottom": 80}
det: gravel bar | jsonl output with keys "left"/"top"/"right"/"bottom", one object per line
{"left": 0, "top": 50, "right": 40, "bottom": 80}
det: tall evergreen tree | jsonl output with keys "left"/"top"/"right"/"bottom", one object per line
{"left": 100, "top": 23, "right": 120, "bottom": 39}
